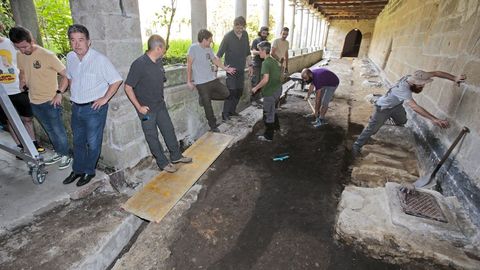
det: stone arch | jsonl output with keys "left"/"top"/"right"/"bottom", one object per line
{"left": 341, "top": 29, "right": 362, "bottom": 57}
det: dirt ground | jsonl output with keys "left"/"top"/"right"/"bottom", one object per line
{"left": 159, "top": 97, "right": 419, "bottom": 270}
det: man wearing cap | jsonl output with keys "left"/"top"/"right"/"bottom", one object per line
{"left": 250, "top": 26, "right": 269, "bottom": 108}
{"left": 352, "top": 70, "right": 466, "bottom": 156}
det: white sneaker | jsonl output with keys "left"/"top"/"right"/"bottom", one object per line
{"left": 44, "top": 153, "right": 62, "bottom": 165}
{"left": 58, "top": 155, "right": 72, "bottom": 170}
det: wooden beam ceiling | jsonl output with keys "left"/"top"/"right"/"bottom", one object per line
{"left": 308, "top": 0, "right": 389, "bottom": 20}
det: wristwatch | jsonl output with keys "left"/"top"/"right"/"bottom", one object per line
{"left": 56, "top": 90, "right": 62, "bottom": 94}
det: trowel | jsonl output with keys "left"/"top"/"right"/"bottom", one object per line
{"left": 414, "top": 126, "right": 470, "bottom": 188}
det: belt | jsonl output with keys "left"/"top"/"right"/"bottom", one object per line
{"left": 72, "top": 101, "right": 94, "bottom": 106}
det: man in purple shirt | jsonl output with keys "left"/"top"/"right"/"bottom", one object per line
{"left": 301, "top": 67, "right": 339, "bottom": 127}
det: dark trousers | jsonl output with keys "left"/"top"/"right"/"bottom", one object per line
{"left": 250, "top": 65, "right": 262, "bottom": 103}
{"left": 140, "top": 102, "right": 182, "bottom": 168}
{"left": 196, "top": 79, "right": 229, "bottom": 128}
{"left": 222, "top": 88, "right": 243, "bottom": 116}
{"left": 354, "top": 103, "right": 407, "bottom": 148}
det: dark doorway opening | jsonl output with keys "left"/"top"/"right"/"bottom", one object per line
{"left": 341, "top": 29, "right": 362, "bottom": 57}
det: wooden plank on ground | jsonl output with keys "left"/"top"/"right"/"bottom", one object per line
{"left": 123, "top": 132, "right": 233, "bottom": 222}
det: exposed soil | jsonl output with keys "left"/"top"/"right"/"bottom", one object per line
{"left": 162, "top": 97, "right": 420, "bottom": 270}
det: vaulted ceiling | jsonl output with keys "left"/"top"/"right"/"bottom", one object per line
{"left": 308, "top": 0, "right": 389, "bottom": 20}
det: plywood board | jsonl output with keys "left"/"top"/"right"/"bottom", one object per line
{"left": 123, "top": 132, "right": 233, "bottom": 222}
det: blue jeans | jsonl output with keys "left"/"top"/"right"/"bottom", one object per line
{"left": 71, "top": 103, "right": 108, "bottom": 175}
{"left": 31, "top": 101, "right": 69, "bottom": 156}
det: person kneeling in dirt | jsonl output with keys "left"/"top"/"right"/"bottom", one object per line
{"left": 251, "top": 41, "right": 282, "bottom": 142}
{"left": 301, "top": 67, "right": 339, "bottom": 128}
{"left": 352, "top": 70, "right": 466, "bottom": 157}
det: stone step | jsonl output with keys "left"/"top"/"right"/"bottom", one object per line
{"left": 0, "top": 194, "right": 143, "bottom": 270}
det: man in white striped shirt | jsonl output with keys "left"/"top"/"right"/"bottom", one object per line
{"left": 62, "top": 24, "right": 123, "bottom": 187}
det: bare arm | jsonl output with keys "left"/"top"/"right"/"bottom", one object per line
{"left": 406, "top": 99, "right": 449, "bottom": 128}
{"left": 124, "top": 84, "right": 149, "bottom": 115}
{"left": 252, "top": 74, "right": 269, "bottom": 93}
{"left": 212, "top": 56, "right": 236, "bottom": 75}
{"left": 284, "top": 50, "right": 289, "bottom": 70}
{"left": 51, "top": 69, "right": 69, "bottom": 107}
{"left": 186, "top": 55, "right": 195, "bottom": 90}
{"left": 428, "top": 71, "right": 466, "bottom": 85}
{"left": 304, "top": 84, "right": 315, "bottom": 100}
{"left": 18, "top": 69, "right": 26, "bottom": 90}
{"left": 92, "top": 80, "right": 122, "bottom": 110}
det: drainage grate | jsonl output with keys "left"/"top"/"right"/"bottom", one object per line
{"left": 398, "top": 190, "right": 448, "bottom": 223}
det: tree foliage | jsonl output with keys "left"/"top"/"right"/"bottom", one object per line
{"left": 0, "top": 0, "right": 14, "bottom": 36}
{"left": 34, "top": 0, "right": 72, "bottom": 56}
{"left": 152, "top": 0, "right": 177, "bottom": 50}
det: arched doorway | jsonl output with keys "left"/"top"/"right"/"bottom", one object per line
{"left": 341, "top": 29, "right": 362, "bottom": 57}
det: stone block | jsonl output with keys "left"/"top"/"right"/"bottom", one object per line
{"left": 351, "top": 165, "right": 417, "bottom": 187}
{"left": 463, "top": 60, "right": 480, "bottom": 85}
{"left": 101, "top": 138, "right": 150, "bottom": 170}
{"left": 165, "top": 66, "right": 189, "bottom": 87}
{"left": 106, "top": 16, "right": 141, "bottom": 40}
{"left": 106, "top": 42, "right": 143, "bottom": 69}
{"left": 110, "top": 117, "right": 143, "bottom": 147}
{"left": 76, "top": 15, "right": 106, "bottom": 40}
{"left": 454, "top": 87, "right": 480, "bottom": 135}
{"left": 437, "top": 83, "right": 463, "bottom": 116}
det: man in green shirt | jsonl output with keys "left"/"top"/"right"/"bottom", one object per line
{"left": 251, "top": 41, "right": 282, "bottom": 141}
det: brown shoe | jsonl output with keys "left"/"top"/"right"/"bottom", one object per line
{"left": 172, "top": 156, "right": 193, "bottom": 164}
{"left": 162, "top": 163, "right": 177, "bottom": 173}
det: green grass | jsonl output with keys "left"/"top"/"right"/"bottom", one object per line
{"left": 142, "top": 39, "right": 220, "bottom": 65}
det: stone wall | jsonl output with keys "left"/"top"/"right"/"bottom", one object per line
{"left": 324, "top": 19, "right": 375, "bottom": 59}
{"left": 368, "top": 0, "right": 480, "bottom": 226}
{"left": 368, "top": 0, "right": 480, "bottom": 183}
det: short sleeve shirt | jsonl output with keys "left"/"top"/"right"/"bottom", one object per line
{"left": 311, "top": 68, "right": 339, "bottom": 89}
{"left": 260, "top": 56, "right": 282, "bottom": 97}
{"left": 17, "top": 46, "right": 65, "bottom": 104}
{"left": 272, "top": 38, "right": 289, "bottom": 62}
{"left": 187, "top": 43, "right": 216, "bottom": 85}
{"left": 66, "top": 48, "right": 122, "bottom": 103}
{"left": 0, "top": 38, "right": 20, "bottom": 95}
{"left": 376, "top": 76, "right": 413, "bottom": 109}
{"left": 125, "top": 54, "right": 166, "bottom": 108}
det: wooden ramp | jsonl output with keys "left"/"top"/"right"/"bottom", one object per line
{"left": 123, "top": 132, "right": 233, "bottom": 222}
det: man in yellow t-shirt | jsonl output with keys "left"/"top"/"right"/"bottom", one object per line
{"left": 9, "top": 26, "right": 72, "bottom": 170}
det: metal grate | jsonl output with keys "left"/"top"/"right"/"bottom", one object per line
{"left": 398, "top": 191, "right": 448, "bottom": 223}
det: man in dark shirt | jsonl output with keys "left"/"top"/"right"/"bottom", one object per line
{"left": 250, "top": 26, "right": 269, "bottom": 107}
{"left": 217, "top": 16, "right": 253, "bottom": 121}
{"left": 124, "top": 34, "right": 192, "bottom": 173}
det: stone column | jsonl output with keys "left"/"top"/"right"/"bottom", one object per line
{"left": 235, "top": 0, "right": 247, "bottom": 19}
{"left": 310, "top": 12, "right": 316, "bottom": 47}
{"left": 190, "top": 0, "right": 207, "bottom": 42}
{"left": 315, "top": 14, "right": 321, "bottom": 48}
{"left": 301, "top": 8, "right": 310, "bottom": 48}
{"left": 319, "top": 18, "right": 325, "bottom": 49}
{"left": 70, "top": 0, "right": 146, "bottom": 170}
{"left": 261, "top": 0, "right": 270, "bottom": 27}
{"left": 275, "top": 0, "right": 285, "bottom": 36}
{"left": 288, "top": 1, "right": 295, "bottom": 46}
{"left": 295, "top": 5, "right": 304, "bottom": 49}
